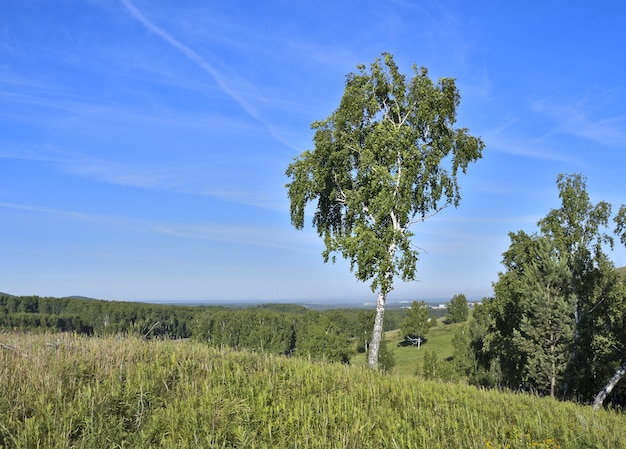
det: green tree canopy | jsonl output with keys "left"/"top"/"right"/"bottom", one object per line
{"left": 285, "top": 52, "right": 484, "bottom": 369}
{"left": 400, "top": 301, "right": 433, "bottom": 347}
{"left": 475, "top": 173, "right": 626, "bottom": 402}
{"left": 537, "top": 174, "right": 615, "bottom": 399}
{"left": 446, "top": 293, "right": 469, "bottom": 323}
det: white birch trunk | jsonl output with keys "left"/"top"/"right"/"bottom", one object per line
{"left": 367, "top": 240, "right": 397, "bottom": 370}
{"left": 593, "top": 362, "right": 626, "bottom": 410}
{"left": 367, "top": 289, "right": 386, "bottom": 370}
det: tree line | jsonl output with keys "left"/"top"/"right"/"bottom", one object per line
{"left": 0, "top": 295, "right": 195, "bottom": 338}
{"left": 0, "top": 294, "right": 413, "bottom": 368}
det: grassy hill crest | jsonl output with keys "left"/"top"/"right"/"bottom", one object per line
{"left": 1, "top": 331, "right": 625, "bottom": 448}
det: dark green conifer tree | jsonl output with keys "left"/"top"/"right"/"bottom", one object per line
{"left": 512, "top": 237, "right": 575, "bottom": 398}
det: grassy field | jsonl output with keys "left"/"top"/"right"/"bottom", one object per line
{"left": 2, "top": 331, "right": 626, "bottom": 448}
{"left": 353, "top": 318, "right": 462, "bottom": 377}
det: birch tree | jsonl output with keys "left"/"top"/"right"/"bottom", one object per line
{"left": 592, "top": 271, "right": 626, "bottom": 409}
{"left": 285, "top": 53, "right": 484, "bottom": 369}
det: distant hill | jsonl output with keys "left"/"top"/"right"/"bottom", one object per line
{"left": 62, "top": 295, "right": 102, "bottom": 301}
{"left": 0, "top": 292, "right": 99, "bottom": 301}
{"left": 617, "top": 266, "right": 626, "bottom": 277}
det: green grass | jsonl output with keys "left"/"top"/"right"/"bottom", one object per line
{"left": 353, "top": 318, "right": 462, "bottom": 376}
{"left": 1, "top": 331, "right": 625, "bottom": 448}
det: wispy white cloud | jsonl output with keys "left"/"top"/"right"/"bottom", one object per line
{"left": 286, "top": 42, "right": 358, "bottom": 73}
{"left": 0, "top": 146, "right": 62, "bottom": 163}
{"left": 58, "top": 155, "right": 286, "bottom": 211}
{"left": 532, "top": 92, "right": 626, "bottom": 147}
{"left": 0, "top": 72, "right": 51, "bottom": 90}
{"left": 154, "top": 223, "right": 307, "bottom": 250}
{"left": 119, "top": 0, "right": 256, "bottom": 116}
{"left": 0, "top": 139, "right": 288, "bottom": 211}
{"left": 0, "top": 83, "right": 269, "bottom": 139}
{"left": 0, "top": 198, "right": 106, "bottom": 224}
{"left": 458, "top": 69, "right": 492, "bottom": 100}
{"left": 0, "top": 144, "right": 285, "bottom": 211}
{"left": 119, "top": 0, "right": 297, "bottom": 150}
{"left": 481, "top": 122, "right": 576, "bottom": 162}
{"left": 62, "top": 159, "right": 178, "bottom": 190}
{"left": 0, "top": 200, "right": 300, "bottom": 249}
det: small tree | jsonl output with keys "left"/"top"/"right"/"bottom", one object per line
{"left": 446, "top": 293, "right": 469, "bottom": 323}
{"left": 295, "top": 312, "right": 353, "bottom": 363}
{"left": 378, "top": 338, "right": 396, "bottom": 373}
{"left": 451, "top": 324, "right": 472, "bottom": 377}
{"left": 285, "top": 53, "right": 484, "bottom": 369}
{"left": 512, "top": 237, "right": 575, "bottom": 398}
{"left": 401, "top": 300, "right": 433, "bottom": 347}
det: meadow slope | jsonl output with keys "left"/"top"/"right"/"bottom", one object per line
{"left": 1, "top": 332, "right": 625, "bottom": 448}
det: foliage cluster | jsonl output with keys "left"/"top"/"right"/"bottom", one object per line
{"left": 455, "top": 174, "right": 626, "bottom": 406}
{"left": 446, "top": 293, "right": 469, "bottom": 324}
{"left": 192, "top": 307, "right": 377, "bottom": 365}
{"left": 400, "top": 300, "right": 433, "bottom": 346}
{"left": 2, "top": 332, "right": 626, "bottom": 448}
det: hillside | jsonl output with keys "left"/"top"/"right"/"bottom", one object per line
{"left": 352, "top": 318, "right": 463, "bottom": 377}
{"left": 1, "top": 332, "right": 625, "bottom": 448}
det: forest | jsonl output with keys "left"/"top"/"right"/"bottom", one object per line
{"left": 0, "top": 293, "right": 414, "bottom": 368}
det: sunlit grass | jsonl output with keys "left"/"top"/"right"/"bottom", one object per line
{"left": 352, "top": 319, "right": 462, "bottom": 377}
{"left": 1, "top": 331, "right": 625, "bottom": 448}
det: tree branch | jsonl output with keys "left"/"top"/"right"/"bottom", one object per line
{"left": 334, "top": 174, "right": 347, "bottom": 204}
{"left": 406, "top": 335, "right": 423, "bottom": 347}
{"left": 408, "top": 204, "right": 449, "bottom": 226}
{"left": 363, "top": 205, "right": 376, "bottom": 225}
{"left": 398, "top": 104, "right": 414, "bottom": 128}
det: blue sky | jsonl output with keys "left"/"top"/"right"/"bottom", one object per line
{"left": 1, "top": 0, "right": 625, "bottom": 303}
